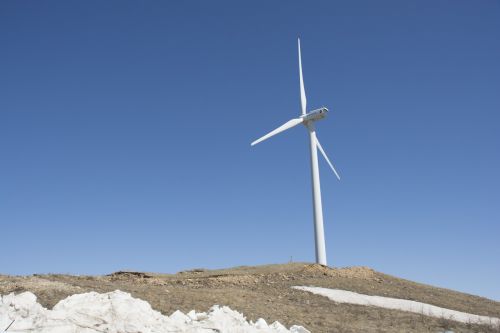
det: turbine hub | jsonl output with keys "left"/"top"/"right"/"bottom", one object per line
{"left": 301, "top": 107, "right": 329, "bottom": 122}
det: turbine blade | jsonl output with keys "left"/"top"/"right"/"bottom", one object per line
{"left": 298, "top": 38, "right": 307, "bottom": 116}
{"left": 251, "top": 118, "right": 303, "bottom": 146}
{"left": 316, "top": 137, "right": 341, "bottom": 180}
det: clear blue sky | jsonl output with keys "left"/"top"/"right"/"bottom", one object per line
{"left": 1, "top": 1, "right": 499, "bottom": 301}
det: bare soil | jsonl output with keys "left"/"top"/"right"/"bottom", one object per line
{"left": 1, "top": 263, "right": 499, "bottom": 333}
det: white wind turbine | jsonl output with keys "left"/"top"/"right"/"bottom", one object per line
{"left": 251, "top": 38, "right": 340, "bottom": 266}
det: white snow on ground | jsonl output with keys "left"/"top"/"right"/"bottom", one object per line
{"left": 293, "top": 286, "right": 500, "bottom": 326}
{"left": 0, "top": 290, "right": 310, "bottom": 333}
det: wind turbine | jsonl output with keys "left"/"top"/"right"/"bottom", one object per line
{"left": 251, "top": 38, "right": 340, "bottom": 266}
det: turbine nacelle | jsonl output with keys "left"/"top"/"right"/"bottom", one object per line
{"left": 301, "top": 107, "right": 329, "bottom": 123}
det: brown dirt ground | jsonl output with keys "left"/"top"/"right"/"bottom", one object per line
{"left": 1, "top": 263, "right": 499, "bottom": 333}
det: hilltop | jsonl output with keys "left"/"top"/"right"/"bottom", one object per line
{"left": 1, "top": 263, "right": 499, "bottom": 332}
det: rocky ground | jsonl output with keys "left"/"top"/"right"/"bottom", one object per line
{"left": 1, "top": 263, "right": 499, "bottom": 333}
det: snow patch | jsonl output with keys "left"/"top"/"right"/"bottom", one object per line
{"left": 293, "top": 286, "right": 500, "bottom": 326}
{"left": 0, "top": 290, "right": 309, "bottom": 333}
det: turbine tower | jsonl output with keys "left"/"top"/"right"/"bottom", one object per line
{"left": 251, "top": 38, "right": 340, "bottom": 266}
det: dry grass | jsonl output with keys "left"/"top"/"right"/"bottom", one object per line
{"left": 1, "top": 263, "right": 499, "bottom": 333}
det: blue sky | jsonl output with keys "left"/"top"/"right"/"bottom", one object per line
{"left": 1, "top": 1, "right": 499, "bottom": 300}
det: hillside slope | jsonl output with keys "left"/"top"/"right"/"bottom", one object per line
{"left": 1, "top": 263, "right": 499, "bottom": 333}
